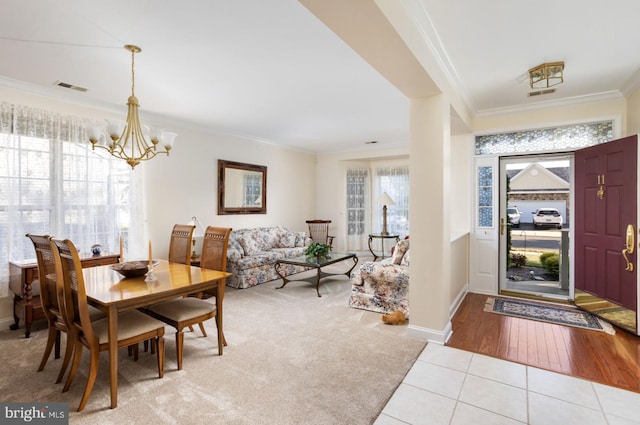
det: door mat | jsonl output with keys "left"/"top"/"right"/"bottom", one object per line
{"left": 484, "top": 297, "right": 615, "bottom": 335}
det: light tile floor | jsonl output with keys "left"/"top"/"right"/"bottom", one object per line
{"left": 375, "top": 344, "right": 640, "bottom": 425}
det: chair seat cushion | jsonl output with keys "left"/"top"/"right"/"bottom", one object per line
{"left": 147, "top": 298, "right": 216, "bottom": 322}
{"left": 92, "top": 310, "right": 165, "bottom": 345}
{"left": 88, "top": 305, "right": 106, "bottom": 321}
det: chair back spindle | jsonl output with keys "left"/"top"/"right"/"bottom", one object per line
{"left": 200, "top": 226, "right": 232, "bottom": 271}
{"left": 305, "top": 220, "right": 334, "bottom": 248}
{"left": 168, "top": 224, "right": 196, "bottom": 265}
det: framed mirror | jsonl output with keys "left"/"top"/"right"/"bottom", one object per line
{"left": 218, "top": 159, "right": 267, "bottom": 215}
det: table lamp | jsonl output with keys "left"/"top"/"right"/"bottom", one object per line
{"left": 188, "top": 216, "right": 204, "bottom": 260}
{"left": 377, "top": 192, "right": 395, "bottom": 235}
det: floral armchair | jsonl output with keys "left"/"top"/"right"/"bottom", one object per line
{"left": 348, "top": 239, "right": 410, "bottom": 316}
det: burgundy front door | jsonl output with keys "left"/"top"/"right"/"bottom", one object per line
{"left": 574, "top": 135, "right": 637, "bottom": 311}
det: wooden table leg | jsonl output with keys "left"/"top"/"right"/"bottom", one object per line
{"left": 216, "top": 281, "right": 225, "bottom": 355}
{"left": 107, "top": 305, "right": 118, "bottom": 409}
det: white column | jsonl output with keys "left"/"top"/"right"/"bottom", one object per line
{"left": 408, "top": 94, "right": 452, "bottom": 343}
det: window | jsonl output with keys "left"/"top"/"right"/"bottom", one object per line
{"left": 374, "top": 166, "right": 409, "bottom": 236}
{"left": 346, "top": 168, "right": 369, "bottom": 237}
{"left": 477, "top": 166, "right": 493, "bottom": 227}
{"left": 0, "top": 102, "right": 141, "bottom": 296}
{"left": 345, "top": 164, "right": 409, "bottom": 251}
{"left": 475, "top": 121, "right": 614, "bottom": 155}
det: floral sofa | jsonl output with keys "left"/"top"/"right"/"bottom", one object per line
{"left": 348, "top": 238, "right": 410, "bottom": 316}
{"left": 226, "top": 226, "right": 312, "bottom": 289}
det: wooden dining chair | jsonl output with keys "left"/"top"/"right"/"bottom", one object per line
{"left": 142, "top": 223, "right": 196, "bottom": 353}
{"left": 143, "top": 226, "right": 231, "bottom": 370}
{"left": 50, "top": 237, "right": 166, "bottom": 412}
{"left": 27, "top": 234, "right": 108, "bottom": 385}
{"left": 306, "top": 219, "right": 334, "bottom": 248}
{"left": 198, "top": 226, "right": 231, "bottom": 347}
{"left": 168, "top": 224, "right": 196, "bottom": 265}
{"left": 26, "top": 233, "right": 70, "bottom": 383}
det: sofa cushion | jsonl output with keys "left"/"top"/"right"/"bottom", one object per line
{"left": 227, "top": 248, "right": 243, "bottom": 262}
{"left": 400, "top": 249, "right": 410, "bottom": 266}
{"left": 271, "top": 247, "right": 306, "bottom": 257}
{"left": 228, "top": 237, "right": 244, "bottom": 256}
{"left": 261, "top": 227, "right": 285, "bottom": 249}
{"left": 239, "top": 237, "right": 263, "bottom": 255}
{"left": 294, "top": 232, "right": 309, "bottom": 247}
{"left": 391, "top": 239, "right": 410, "bottom": 265}
{"left": 233, "top": 251, "right": 285, "bottom": 269}
{"left": 276, "top": 233, "right": 296, "bottom": 248}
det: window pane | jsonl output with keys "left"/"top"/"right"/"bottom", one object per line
{"left": 478, "top": 166, "right": 493, "bottom": 227}
{"left": 346, "top": 169, "right": 368, "bottom": 236}
{"left": 475, "top": 121, "right": 613, "bottom": 155}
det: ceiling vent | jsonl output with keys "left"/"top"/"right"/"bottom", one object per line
{"left": 528, "top": 88, "right": 555, "bottom": 97}
{"left": 54, "top": 81, "right": 88, "bottom": 92}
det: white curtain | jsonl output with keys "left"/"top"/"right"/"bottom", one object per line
{"left": 0, "top": 102, "right": 145, "bottom": 297}
{"left": 345, "top": 168, "right": 370, "bottom": 251}
{"left": 373, "top": 165, "right": 410, "bottom": 237}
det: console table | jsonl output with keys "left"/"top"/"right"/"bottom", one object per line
{"left": 368, "top": 233, "right": 400, "bottom": 261}
{"left": 9, "top": 253, "right": 120, "bottom": 338}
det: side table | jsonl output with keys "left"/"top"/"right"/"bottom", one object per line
{"left": 368, "top": 233, "right": 400, "bottom": 261}
{"left": 9, "top": 253, "right": 120, "bottom": 338}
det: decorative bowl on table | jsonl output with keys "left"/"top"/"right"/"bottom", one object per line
{"left": 111, "top": 261, "right": 149, "bottom": 278}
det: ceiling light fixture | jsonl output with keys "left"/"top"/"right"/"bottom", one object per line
{"left": 88, "top": 45, "right": 176, "bottom": 169}
{"left": 528, "top": 61, "right": 565, "bottom": 90}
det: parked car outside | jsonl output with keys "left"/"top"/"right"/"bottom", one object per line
{"left": 507, "top": 207, "right": 521, "bottom": 227}
{"left": 532, "top": 207, "right": 563, "bottom": 229}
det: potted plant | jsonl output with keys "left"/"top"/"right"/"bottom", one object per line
{"left": 304, "top": 242, "right": 331, "bottom": 259}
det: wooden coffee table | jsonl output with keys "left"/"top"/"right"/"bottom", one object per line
{"left": 274, "top": 252, "right": 358, "bottom": 297}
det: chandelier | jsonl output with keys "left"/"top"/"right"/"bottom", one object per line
{"left": 528, "top": 61, "right": 565, "bottom": 90}
{"left": 88, "top": 45, "right": 176, "bottom": 169}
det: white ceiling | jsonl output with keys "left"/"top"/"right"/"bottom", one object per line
{"left": 0, "top": 0, "right": 639, "bottom": 154}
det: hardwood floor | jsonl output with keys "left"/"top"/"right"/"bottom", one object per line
{"left": 446, "top": 293, "right": 640, "bottom": 393}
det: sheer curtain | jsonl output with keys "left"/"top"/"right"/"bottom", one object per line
{"left": 0, "top": 102, "right": 145, "bottom": 297}
{"left": 373, "top": 165, "right": 410, "bottom": 237}
{"left": 345, "top": 168, "right": 370, "bottom": 251}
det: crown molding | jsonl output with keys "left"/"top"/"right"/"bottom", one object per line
{"left": 621, "top": 67, "right": 640, "bottom": 97}
{"left": 394, "top": 0, "right": 476, "bottom": 112}
{"left": 474, "top": 90, "right": 624, "bottom": 118}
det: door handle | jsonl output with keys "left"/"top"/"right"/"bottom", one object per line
{"left": 597, "top": 174, "right": 605, "bottom": 199}
{"left": 500, "top": 218, "right": 505, "bottom": 235}
{"left": 622, "top": 224, "right": 635, "bottom": 272}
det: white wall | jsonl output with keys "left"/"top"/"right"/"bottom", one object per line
{"left": 473, "top": 98, "right": 627, "bottom": 137}
{"left": 315, "top": 146, "right": 409, "bottom": 252}
{"left": 450, "top": 134, "right": 472, "bottom": 236}
{"left": 143, "top": 122, "right": 317, "bottom": 259}
{"left": 628, "top": 88, "right": 640, "bottom": 135}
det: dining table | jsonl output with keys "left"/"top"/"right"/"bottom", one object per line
{"left": 82, "top": 260, "right": 231, "bottom": 409}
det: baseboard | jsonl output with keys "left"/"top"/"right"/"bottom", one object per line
{"left": 450, "top": 284, "right": 468, "bottom": 318}
{"left": 407, "top": 320, "right": 452, "bottom": 344}
{"left": 406, "top": 286, "right": 467, "bottom": 344}
{"left": 468, "top": 288, "right": 498, "bottom": 296}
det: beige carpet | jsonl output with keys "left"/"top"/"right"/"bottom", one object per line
{"left": 0, "top": 272, "right": 426, "bottom": 424}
